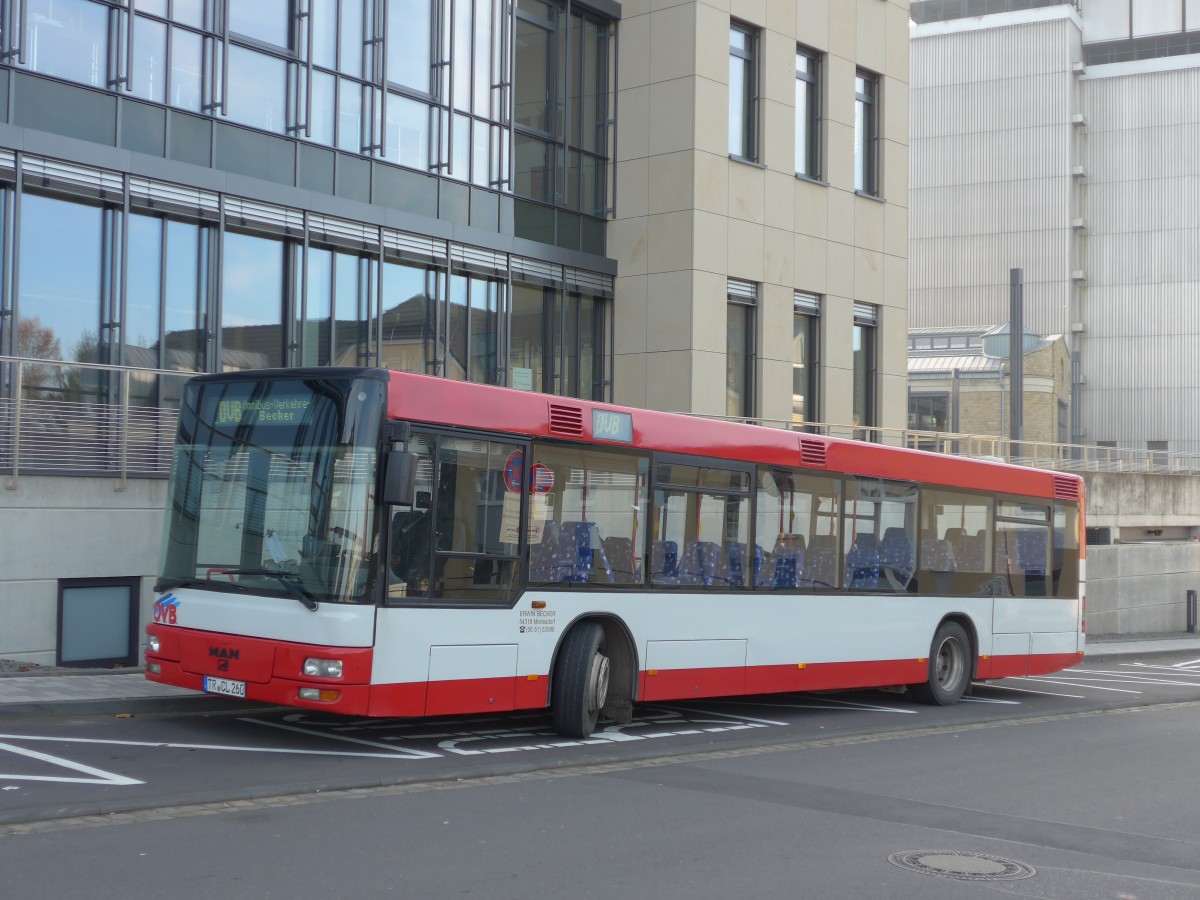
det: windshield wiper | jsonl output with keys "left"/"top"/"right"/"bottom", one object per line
{"left": 202, "top": 567, "right": 321, "bottom": 612}
{"left": 155, "top": 576, "right": 250, "bottom": 594}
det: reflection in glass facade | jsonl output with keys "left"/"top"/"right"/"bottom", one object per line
{"left": 0, "top": 154, "right": 613, "bottom": 405}
{"left": 2, "top": 0, "right": 613, "bottom": 223}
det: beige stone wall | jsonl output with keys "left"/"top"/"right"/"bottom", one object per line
{"left": 610, "top": 0, "right": 910, "bottom": 426}
{"left": 912, "top": 339, "right": 1072, "bottom": 444}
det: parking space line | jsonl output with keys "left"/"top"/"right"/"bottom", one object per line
{"left": 1021, "top": 677, "right": 1141, "bottom": 694}
{"left": 0, "top": 732, "right": 432, "bottom": 760}
{"left": 984, "top": 683, "right": 1085, "bottom": 699}
{"left": 239, "top": 718, "right": 440, "bottom": 758}
{"left": 0, "top": 741, "right": 143, "bottom": 786}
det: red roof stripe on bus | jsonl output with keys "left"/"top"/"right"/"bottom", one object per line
{"left": 384, "top": 371, "right": 1082, "bottom": 501}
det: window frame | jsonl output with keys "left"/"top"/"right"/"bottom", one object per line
{"left": 794, "top": 45, "right": 821, "bottom": 179}
{"left": 728, "top": 21, "right": 759, "bottom": 162}
{"left": 726, "top": 280, "right": 757, "bottom": 420}
{"left": 56, "top": 576, "right": 141, "bottom": 668}
{"left": 792, "top": 292, "right": 820, "bottom": 427}
{"left": 854, "top": 68, "right": 880, "bottom": 197}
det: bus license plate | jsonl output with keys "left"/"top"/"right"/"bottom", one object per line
{"left": 202, "top": 676, "right": 246, "bottom": 699}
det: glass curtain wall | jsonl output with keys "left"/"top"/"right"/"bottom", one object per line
{"left": 5, "top": 0, "right": 615, "bottom": 246}
{"left": 509, "top": 279, "right": 607, "bottom": 399}
{"left": 1, "top": 164, "right": 612, "bottom": 411}
{"left": 513, "top": 0, "right": 610, "bottom": 214}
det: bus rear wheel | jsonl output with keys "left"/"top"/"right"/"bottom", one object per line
{"left": 909, "top": 620, "right": 970, "bottom": 706}
{"left": 552, "top": 622, "right": 610, "bottom": 738}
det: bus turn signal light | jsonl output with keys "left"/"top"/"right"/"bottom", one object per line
{"left": 298, "top": 688, "right": 341, "bottom": 702}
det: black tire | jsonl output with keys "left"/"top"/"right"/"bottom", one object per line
{"left": 909, "top": 620, "right": 971, "bottom": 706}
{"left": 551, "top": 622, "right": 609, "bottom": 738}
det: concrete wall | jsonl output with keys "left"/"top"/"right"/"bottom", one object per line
{"left": 1087, "top": 543, "right": 1200, "bottom": 635}
{"left": 0, "top": 476, "right": 166, "bottom": 666}
{"left": 1082, "top": 471, "right": 1200, "bottom": 533}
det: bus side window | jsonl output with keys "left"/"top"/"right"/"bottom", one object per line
{"left": 388, "top": 434, "right": 435, "bottom": 600}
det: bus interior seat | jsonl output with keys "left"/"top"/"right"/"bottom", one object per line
{"left": 957, "top": 533, "right": 985, "bottom": 572}
{"left": 845, "top": 541, "right": 880, "bottom": 590}
{"left": 678, "top": 541, "right": 721, "bottom": 586}
{"left": 805, "top": 535, "right": 838, "bottom": 589}
{"left": 528, "top": 521, "right": 561, "bottom": 583}
{"left": 557, "top": 521, "right": 613, "bottom": 584}
{"left": 718, "top": 542, "right": 747, "bottom": 587}
{"left": 603, "top": 536, "right": 638, "bottom": 584}
{"left": 770, "top": 535, "right": 806, "bottom": 588}
{"left": 880, "top": 528, "right": 914, "bottom": 574}
{"left": 650, "top": 540, "right": 680, "bottom": 584}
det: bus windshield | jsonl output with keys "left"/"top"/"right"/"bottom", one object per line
{"left": 157, "top": 372, "right": 387, "bottom": 606}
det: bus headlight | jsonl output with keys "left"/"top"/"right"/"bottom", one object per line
{"left": 303, "top": 658, "right": 343, "bottom": 678}
{"left": 146, "top": 635, "right": 161, "bottom": 654}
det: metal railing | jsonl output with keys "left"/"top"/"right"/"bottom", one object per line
{"left": 1, "top": 357, "right": 190, "bottom": 489}
{"left": 3, "top": 355, "right": 1198, "bottom": 485}
{"left": 690, "top": 414, "right": 1200, "bottom": 477}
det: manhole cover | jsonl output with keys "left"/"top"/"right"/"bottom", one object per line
{"left": 888, "top": 850, "right": 1036, "bottom": 882}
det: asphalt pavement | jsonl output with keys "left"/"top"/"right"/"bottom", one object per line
{"left": 2, "top": 632, "right": 1198, "bottom": 718}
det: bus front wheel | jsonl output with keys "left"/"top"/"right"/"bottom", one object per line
{"left": 909, "top": 620, "right": 970, "bottom": 706}
{"left": 552, "top": 622, "right": 610, "bottom": 738}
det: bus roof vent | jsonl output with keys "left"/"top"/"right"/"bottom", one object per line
{"left": 548, "top": 404, "right": 584, "bottom": 437}
{"left": 799, "top": 437, "right": 828, "bottom": 468}
{"left": 1053, "top": 475, "right": 1080, "bottom": 501}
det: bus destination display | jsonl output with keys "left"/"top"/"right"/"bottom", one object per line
{"left": 215, "top": 396, "right": 312, "bottom": 426}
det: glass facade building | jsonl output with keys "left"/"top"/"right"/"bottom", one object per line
{"left": 0, "top": 0, "right": 617, "bottom": 408}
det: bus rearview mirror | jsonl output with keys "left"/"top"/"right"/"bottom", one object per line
{"left": 383, "top": 450, "right": 419, "bottom": 506}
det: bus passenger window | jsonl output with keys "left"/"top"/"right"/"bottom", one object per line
{"left": 842, "top": 478, "right": 917, "bottom": 592}
{"left": 1053, "top": 503, "right": 1080, "bottom": 599}
{"left": 918, "top": 490, "right": 992, "bottom": 596}
{"left": 526, "top": 444, "right": 649, "bottom": 587}
{"left": 653, "top": 462, "right": 752, "bottom": 589}
{"left": 754, "top": 469, "right": 840, "bottom": 590}
{"left": 995, "top": 502, "right": 1050, "bottom": 598}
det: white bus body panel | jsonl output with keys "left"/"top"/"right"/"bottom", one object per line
{"left": 163, "top": 588, "right": 376, "bottom": 647}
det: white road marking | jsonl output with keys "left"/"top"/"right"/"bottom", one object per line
{"left": 652, "top": 705, "right": 790, "bottom": 726}
{"left": 238, "top": 718, "right": 440, "bottom": 758}
{"left": 1124, "top": 663, "right": 1200, "bottom": 676}
{"left": 961, "top": 696, "right": 1021, "bottom": 705}
{"left": 983, "top": 683, "right": 1085, "bottom": 699}
{"left": 698, "top": 696, "right": 917, "bottom": 715}
{"left": 1069, "top": 671, "right": 1200, "bottom": 687}
{"left": 1170, "top": 657, "right": 1200, "bottom": 669}
{"left": 1020, "top": 677, "right": 1141, "bottom": 694}
{"left": 0, "top": 732, "right": 431, "bottom": 760}
{"left": 0, "top": 741, "right": 143, "bottom": 786}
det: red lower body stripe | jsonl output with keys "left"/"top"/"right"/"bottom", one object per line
{"left": 148, "top": 653, "right": 1082, "bottom": 719}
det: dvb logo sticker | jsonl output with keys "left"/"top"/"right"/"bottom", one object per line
{"left": 153, "top": 593, "right": 181, "bottom": 625}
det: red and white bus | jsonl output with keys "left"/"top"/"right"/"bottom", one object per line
{"left": 146, "top": 367, "right": 1085, "bottom": 737}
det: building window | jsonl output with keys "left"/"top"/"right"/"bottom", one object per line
{"left": 513, "top": 0, "right": 611, "bottom": 213}
{"left": 727, "top": 279, "right": 757, "bottom": 419}
{"left": 909, "top": 393, "right": 949, "bottom": 431}
{"left": 57, "top": 577, "right": 140, "bottom": 668}
{"left": 728, "top": 23, "right": 758, "bottom": 161}
{"left": 794, "top": 47, "right": 820, "bottom": 178}
{"left": 853, "top": 303, "right": 877, "bottom": 438}
{"left": 220, "top": 230, "right": 288, "bottom": 370}
{"left": 793, "top": 292, "right": 820, "bottom": 425}
{"left": 854, "top": 69, "right": 880, "bottom": 196}
{"left": 508, "top": 279, "right": 610, "bottom": 400}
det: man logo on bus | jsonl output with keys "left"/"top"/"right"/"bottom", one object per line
{"left": 153, "top": 593, "right": 181, "bottom": 625}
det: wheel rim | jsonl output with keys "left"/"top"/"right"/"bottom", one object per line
{"left": 934, "top": 636, "right": 965, "bottom": 691}
{"left": 587, "top": 652, "right": 610, "bottom": 715}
